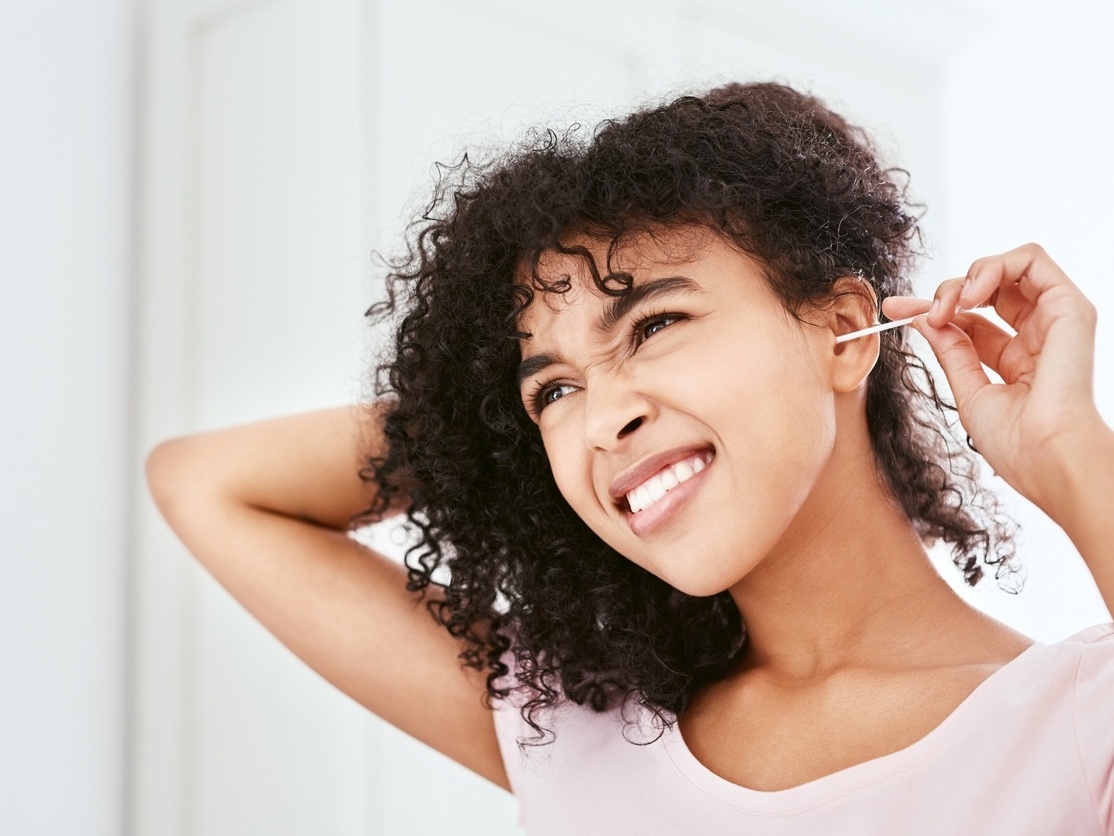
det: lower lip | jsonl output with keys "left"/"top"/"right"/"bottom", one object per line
{"left": 624, "top": 458, "right": 712, "bottom": 537}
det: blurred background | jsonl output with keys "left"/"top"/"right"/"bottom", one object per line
{"left": 3, "top": 0, "right": 1112, "bottom": 833}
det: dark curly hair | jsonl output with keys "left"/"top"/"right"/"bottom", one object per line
{"left": 356, "top": 81, "right": 1020, "bottom": 744}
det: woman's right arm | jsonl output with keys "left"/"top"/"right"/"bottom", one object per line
{"left": 145, "top": 405, "right": 510, "bottom": 790}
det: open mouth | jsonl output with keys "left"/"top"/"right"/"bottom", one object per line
{"left": 623, "top": 449, "right": 714, "bottom": 516}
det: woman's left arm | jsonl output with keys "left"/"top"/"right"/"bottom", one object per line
{"left": 883, "top": 243, "right": 1114, "bottom": 613}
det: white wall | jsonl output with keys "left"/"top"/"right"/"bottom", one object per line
{"left": 927, "top": 0, "right": 1114, "bottom": 640}
{"left": 0, "top": 2, "right": 134, "bottom": 835}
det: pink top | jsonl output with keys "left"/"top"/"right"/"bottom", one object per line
{"left": 492, "top": 624, "right": 1114, "bottom": 834}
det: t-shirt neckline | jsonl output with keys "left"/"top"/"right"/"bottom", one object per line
{"left": 660, "top": 639, "right": 1046, "bottom": 814}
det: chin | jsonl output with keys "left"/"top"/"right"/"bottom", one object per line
{"left": 655, "top": 565, "right": 741, "bottom": 598}
{"left": 612, "top": 539, "right": 753, "bottom": 598}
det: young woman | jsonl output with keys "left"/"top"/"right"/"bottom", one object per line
{"left": 147, "top": 82, "right": 1114, "bottom": 832}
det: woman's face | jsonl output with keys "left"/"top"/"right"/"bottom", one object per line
{"left": 517, "top": 228, "right": 844, "bottom": 596}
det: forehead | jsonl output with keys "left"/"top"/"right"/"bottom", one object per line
{"left": 514, "top": 225, "right": 772, "bottom": 334}
{"left": 516, "top": 226, "right": 726, "bottom": 326}
{"left": 522, "top": 226, "right": 719, "bottom": 291}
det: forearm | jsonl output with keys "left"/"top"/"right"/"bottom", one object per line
{"left": 147, "top": 403, "right": 397, "bottom": 532}
{"left": 1046, "top": 413, "right": 1114, "bottom": 615}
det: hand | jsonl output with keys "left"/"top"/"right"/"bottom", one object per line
{"left": 881, "top": 243, "right": 1109, "bottom": 524}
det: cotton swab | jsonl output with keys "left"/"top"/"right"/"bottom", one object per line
{"left": 834, "top": 316, "right": 917, "bottom": 344}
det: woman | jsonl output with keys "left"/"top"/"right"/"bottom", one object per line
{"left": 147, "top": 82, "right": 1114, "bottom": 832}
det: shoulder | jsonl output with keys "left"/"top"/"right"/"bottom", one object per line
{"left": 1061, "top": 622, "right": 1114, "bottom": 646}
{"left": 1012, "top": 623, "right": 1114, "bottom": 694}
{"left": 1057, "top": 623, "right": 1114, "bottom": 828}
{"left": 1059, "top": 622, "right": 1114, "bottom": 695}
{"left": 1052, "top": 622, "right": 1114, "bottom": 686}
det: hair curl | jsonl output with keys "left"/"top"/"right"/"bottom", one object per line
{"left": 356, "top": 82, "right": 1020, "bottom": 744}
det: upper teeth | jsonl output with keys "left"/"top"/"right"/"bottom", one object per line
{"left": 625, "top": 452, "right": 711, "bottom": 514}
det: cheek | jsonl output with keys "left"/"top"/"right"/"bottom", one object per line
{"left": 654, "top": 332, "right": 836, "bottom": 476}
{"left": 543, "top": 427, "right": 632, "bottom": 554}
{"left": 650, "top": 331, "right": 792, "bottom": 415}
{"left": 543, "top": 428, "right": 596, "bottom": 516}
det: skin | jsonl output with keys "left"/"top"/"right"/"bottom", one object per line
{"left": 147, "top": 235, "right": 1112, "bottom": 795}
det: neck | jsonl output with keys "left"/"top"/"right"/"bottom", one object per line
{"left": 727, "top": 410, "right": 983, "bottom": 680}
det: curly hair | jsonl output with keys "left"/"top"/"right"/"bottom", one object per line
{"left": 356, "top": 81, "right": 1020, "bottom": 744}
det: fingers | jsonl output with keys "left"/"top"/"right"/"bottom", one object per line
{"left": 926, "top": 277, "right": 967, "bottom": 328}
{"left": 878, "top": 296, "right": 1015, "bottom": 383}
{"left": 951, "top": 312, "right": 1013, "bottom": 380}
{"left": 890, "top": 244, "right": 1094, "bottom": 337}
{"left": 883, "top": 281, "right": 967, "bottom": 329}
{"left": 960, "top": 243, "right": 1097, "bottom": 333}
{"left": 884, "top": 277, "right": 984, "bottom": 331}
{"left": 878, "top": 298, "right": 1014, "bottom": 380}
{"left": 959, "top": 243, "right": 1068, "bottom": 310}
{"left": 879, "top": 296, "right": 929, "bottom": 320}
{"left": 983, "top": 283, "right": 1031, "bottom": 333}
{"left": 912, "top": 317, "right": 992, "bottom": 413}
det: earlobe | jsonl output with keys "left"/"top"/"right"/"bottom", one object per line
{"left": 827, "top": 276, "right": 880, "bottom": 393}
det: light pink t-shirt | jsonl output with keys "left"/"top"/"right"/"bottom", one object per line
{"left": 492, "top": 624, "right": 1114, "bottom": 834}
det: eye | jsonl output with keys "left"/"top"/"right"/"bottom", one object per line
{"left": 635, "top": 312, "right": 684, "bottom": 344}
{"left": 531, "top": 381, "right": 577, "bottom": 416}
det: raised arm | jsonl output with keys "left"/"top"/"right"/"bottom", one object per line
{"left": 145, "top": 405, "right": 510, "bottom": 790}
{"left": 883, "top": 244, "right": 1114, "bottom": 614}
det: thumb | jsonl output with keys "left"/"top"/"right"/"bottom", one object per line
{"left": 914, "top": 316, "right": 992, "bottom": 413}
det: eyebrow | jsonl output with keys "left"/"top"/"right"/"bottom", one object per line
{"left": 595, "top": 275, "right": 701, "bottom": 333}
{"left": 515, "top": 275, "right": 702, "bottom": 389}
{"left": 516, "top": 351, "right": 559, "bottom": 389}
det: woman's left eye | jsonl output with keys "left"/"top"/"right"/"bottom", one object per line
{"left": 636, "top": 313, "right": 683, "bottom": 343}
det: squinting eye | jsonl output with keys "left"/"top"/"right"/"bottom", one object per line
{"left": 638, "top": 313, "right": 683, "bottom": 342}
{"left": 534, "top": 382, "right": 577, "bottom": 414}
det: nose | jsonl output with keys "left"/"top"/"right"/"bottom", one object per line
{"left": 582, "top": 371, "right": 652, "bottom": 451}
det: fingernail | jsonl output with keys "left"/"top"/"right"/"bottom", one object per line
{"left": 929, "top": 298, "right": 940, "bottom": 318}
{"left": 961, "top": 278, "right": 972, "bottom": 305}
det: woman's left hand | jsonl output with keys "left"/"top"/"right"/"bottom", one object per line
{"left": 881, "top": 243, "right": 1110, "bottom": 526}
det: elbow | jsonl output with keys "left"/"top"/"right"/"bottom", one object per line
{"left": 145, "top": 436, "right": 195, "bottom": 519}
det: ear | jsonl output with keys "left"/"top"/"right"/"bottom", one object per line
{"left": 818, "top": 276, "right": 880, "bottom": 394}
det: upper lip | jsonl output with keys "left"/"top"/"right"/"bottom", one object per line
{"left": 607, "top": 444, "right": 713, "bottom": 505}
